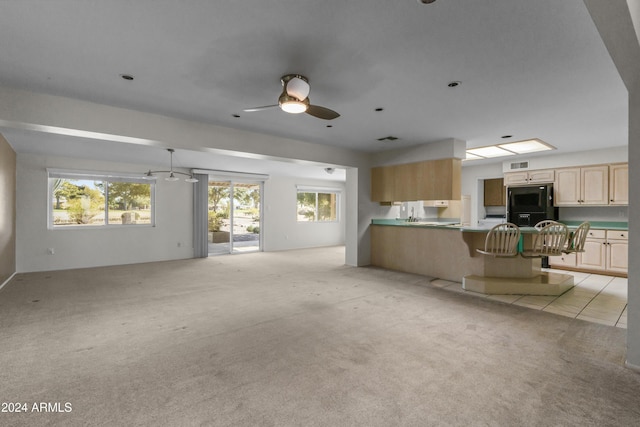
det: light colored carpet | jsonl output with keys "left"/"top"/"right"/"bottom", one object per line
{"left": 1, "top": 246, "right": 639, "bottom": 426}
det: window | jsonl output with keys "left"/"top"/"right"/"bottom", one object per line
{"left": 296, "top": 188, "right": 339, "bottom": 222}
{"left": 49, "top": 170, "right": 155, "bottom": 228}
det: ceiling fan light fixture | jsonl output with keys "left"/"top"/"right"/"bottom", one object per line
{"left": 279, "top": 94, "right": 309, "bottom": 114}
{"left": 143, "top": 148, "right": 197, "bottom": 183}
{"left": 284, "top": 75, "right": 310, "bottom": 100}
{"left": 165, "top": 172, "right": 180, "bottom": 182}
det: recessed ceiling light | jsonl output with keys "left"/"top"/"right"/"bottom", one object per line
{"left": 120, "top": 74, "right": 134, "bottom": 81}
{"left": 375, "top": 108, "right": 384, "bottom": 112}
{"left": 417, "top": 0, "right": 437, "bottom": 4}
{"left": 501, "top": 135, "right": 512, "bottom": 139}
{"left": 447, "top": 81, "right": 461, "bottom": 88}
{"left": 326, "top": 125, "right": 333, "bottom": 128}
{"left": 232, "top": 114, "right": 240, "bottom": 118}
{"left": 498, "top": 138, "right": 555, "bottom": 154}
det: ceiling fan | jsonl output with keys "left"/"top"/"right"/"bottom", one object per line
{"left": 243, "top": 74, "right": 340, "bottom": 120}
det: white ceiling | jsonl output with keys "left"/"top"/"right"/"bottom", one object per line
{"left": 0, "top": 0, "right": 629, "bottom": 177}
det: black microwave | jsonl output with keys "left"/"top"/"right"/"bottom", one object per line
{"left": 507, "top": 184, "right": 558, "bottom": 226}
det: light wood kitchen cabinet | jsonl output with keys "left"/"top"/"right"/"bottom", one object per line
{"left": 576, "top": 229, "right": 628, "bottom": 274}
{"left": 609, "top": 163, "right": 628, "bottom": 205}
{"left": 504, "top": 169, "right": 555, "bottom": 186}
{"left": 371, "top": 158, "right": 461, "bottom": 202}
{"left": 371, "top": 165, "right": 395, "bottom": 202}
{"left": 606, "top": 230, "right": 628, "bottom": 273}
{"left": 484, "top": 178, "right": 506, "bottom": 206}
{"left": 554, "top": 165, "right": 609, "bottom": 206}
{"left": 576, "top": 229, "right": 607, "bottom": 271}
{"left": 423, "top": 200, "right": 449, "bottom": 207}
{"left": 550, "top": 228, "right": 628, "bottom": 275}
{"left": 393, "top": 163, "right": 416, "bottom": 202}
{"left": 549, "top": 252, "right": 577, "bottom": 268}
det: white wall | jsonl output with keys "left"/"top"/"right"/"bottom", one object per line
{"left": 16, "top": 153, "right": 194, "bottom": 272}
{"left": 263, "top": 176, "right": 346, "bottom": 251}
{"left": 17, "top": 154, "right": 350, "bottom": 272}
{"left": 371, "top": 138, "right": 466, "bottom": 166}
{"left": 462, "top": 146, "right": 629, "bottom": 225}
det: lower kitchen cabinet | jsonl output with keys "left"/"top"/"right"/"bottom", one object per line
{"left": 606, "top": 231, "right": 629, "bottom": 274}
{"left": 549, "top": 252, "right": 577, "bottom": 268}
{"left": 576, "top": 230, "right": 606, "bottom": 271}
{"left": 549, "top": 229, "right": 628, "bottom": 276}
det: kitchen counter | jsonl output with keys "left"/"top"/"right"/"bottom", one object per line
{"left": 370, "top": 220, "right": 574, "bottom": 295}
{"left": 371, "top": 219, "right": 628, "bottom": 231}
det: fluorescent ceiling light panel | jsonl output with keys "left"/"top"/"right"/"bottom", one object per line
{"left": 498, "top": 139, "right": 554, "bottom": 154}
{"left": 464, "top": 152, "right": 483, "bottom": 161}
{"left": 466, "top": 146, "right": 515, "bottom": 158}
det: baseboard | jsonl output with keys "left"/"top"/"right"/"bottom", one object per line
{"left": 548, "top": 265, "right": 627, "bottom": 278}
{"left": 0, "top": 271, "right": 17, "bottom": 292}
{"left": 624, "top": 361, "right": 640, "bottom": 373}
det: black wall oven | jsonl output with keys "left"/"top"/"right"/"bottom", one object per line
{"left": 507, "top": 184, "right": 558, "bottom": 226}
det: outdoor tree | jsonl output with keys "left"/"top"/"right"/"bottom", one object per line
{"left": 246, "top": 187, "right": 260, "bottom": 208}
{"left": 67, "top": 187, "right": 105, "bottom": 224}
{"left": 317, "top": 193, "right": 336, "bottom": 221}
{"left": 233, "top": 187, "right": 250, "bottom": 207}
{"left": 107, "top": 182, "right": 151, "bottom": 210}
{"left": 54, "top": 180, "right": 85, "bottom": 209}
{"left": 297, "top": 192, "right": 316, "bottom": 221}
{"left": 209, "top": 185, "right": 230, "bottom": 213}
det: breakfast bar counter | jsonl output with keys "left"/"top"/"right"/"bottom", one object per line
{"left": 370, "top": 220, "right": 575, "bottom": 295}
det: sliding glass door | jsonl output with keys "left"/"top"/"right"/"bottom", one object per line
{"left": 207, "top": 180, "right": 262, "bottom": 255}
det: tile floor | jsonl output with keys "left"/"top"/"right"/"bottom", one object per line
{"left": 431, "top": 269, "right": 628, "bottom": 328}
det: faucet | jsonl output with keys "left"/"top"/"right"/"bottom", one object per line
{"left": 406, "top": 207, "right": 418, "bottom": 222}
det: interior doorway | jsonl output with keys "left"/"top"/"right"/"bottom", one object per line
{"left": 208, "top": 180, "right": 262, "bottom": 256}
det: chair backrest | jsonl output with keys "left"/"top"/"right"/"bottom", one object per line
{"left": 565, "top": 222, "right": 590, "bottom": 253}
{"left": 482, "top": 223, "right": 521, "bottom": 256}
{"left": 531, "top": 222, "right": 568, "bottom": 255}
{"left": 534, "top": 220, "right": 558, "bottom": 230}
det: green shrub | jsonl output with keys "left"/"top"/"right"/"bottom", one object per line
{"left": 68, "top": 196, "right": 103, "bottom": 224}
{"left": 208, "top": 211, "right": 224, "bottom": 232}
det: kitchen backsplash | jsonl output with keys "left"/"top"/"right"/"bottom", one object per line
{"left": 559, "top": 206, "right": 628, "bottom": 222}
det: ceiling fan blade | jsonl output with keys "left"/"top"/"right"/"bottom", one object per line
{"left": 306, "top": 104, "right": 340, "bottom": 120}
{"left": 243, "top": 104, "right": 279, "bottom": 112}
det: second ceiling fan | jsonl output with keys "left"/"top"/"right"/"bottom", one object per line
{"left": 243, "top": 74, "right": 340, "bottom": 120}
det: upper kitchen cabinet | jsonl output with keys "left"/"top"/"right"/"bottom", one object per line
{"left": 394, "top": 162, "right": 420, "bottom": 202}
{"left": 370, "top": 158, "right": 461, "bottom": 202}
{"left": 609, "top": 163, "right": 628, "bottom": 205}
{"left": 371, "top": 164, "right": 396, "bottom": 202}
{"left": 483, "top": 178, "right": 505, "bottom": 206}
{"left": 503, "top": 169, "right": 555, "bottom": 186}
{"left": 554, "top": 165, "right": 609, "bottom": 206}
{"left": 425, "top": 158, "right": 461, "bottom": 201}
